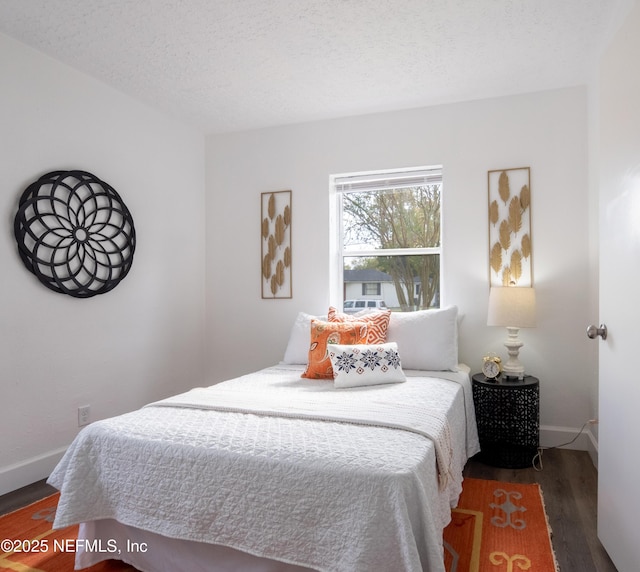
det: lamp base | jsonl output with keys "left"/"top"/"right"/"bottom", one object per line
{"left": 502, "top": 326, "right": 525, "bottom": 380}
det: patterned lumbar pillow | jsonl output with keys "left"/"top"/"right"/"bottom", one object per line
{"left": 328, "top": 342, "right": 406, "bottom": 388}
{"left": 327, "top": 306, "right": 391, "bottom": 344}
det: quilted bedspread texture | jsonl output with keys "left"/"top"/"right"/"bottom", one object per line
{"left": 48, "top": 365, "right": 479, "bottom": 572}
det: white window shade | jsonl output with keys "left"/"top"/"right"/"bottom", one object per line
{"left": 334, "top": 167, "right": 442, "bottom": 193}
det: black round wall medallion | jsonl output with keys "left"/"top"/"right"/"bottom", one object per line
{"left": 14, "top": 170, "right": 136, "bottom": 298}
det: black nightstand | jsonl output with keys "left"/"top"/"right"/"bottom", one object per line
{"left": 472, "top": 373, "right": 540, "bottom": 469}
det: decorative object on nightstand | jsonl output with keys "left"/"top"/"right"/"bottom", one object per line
{"left": 481, "top": 352, "right": 502, "bottom": 380}
{"left": 487, "top": 286, "right": 536, "bottom": 380}
{"left": 472, "top": 372, "right": 540, "bottom": 468}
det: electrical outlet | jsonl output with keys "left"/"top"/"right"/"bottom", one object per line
{"left": 78, "top": 405, "right": 90, "bottom": 427}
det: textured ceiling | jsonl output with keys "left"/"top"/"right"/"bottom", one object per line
{"left": 0, "top": 0, "right": 633, "bottom": 134}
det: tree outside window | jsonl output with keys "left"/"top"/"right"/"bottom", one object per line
{"left": 333, "top": 167, "right": 442, "bottom": 312}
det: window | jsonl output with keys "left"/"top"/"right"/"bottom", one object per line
{"left": 331, "top": 166, "right": 442, "bottom": 312}
{"left": 362, "top": 282, "right": 381, "bottom": 296}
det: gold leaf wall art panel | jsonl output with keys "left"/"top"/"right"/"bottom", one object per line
{"left": 499, "top": 219, "right": 511, "bottom": 251}
{"left": 508, "top": 196, "right": 522, "bottom": 234}
{"left": 268, "top": 234, "right": 277, "bottom": 260}
{"left": 489, "top": 200, "right": 500, "bottom": 226}
{"left": 510, "top": 249, "right": 523, "bottom": 283}
{"left": 268, "top": 193, "right": 276, "bottom": 219}
{"left": 261, "top": 190, "right": 292, "bottom": 298}
{"left": 521, "top": 234, "right": 531, "bottom": 259}
{"left": 502, "top": 266, "right": 512, "bottom": 286}
{"left": 275, "top": 260, "right": 285, "bottom": 285}
{"left": 275, "top": 215, "right": 285, "bottom": 245}
{"left": 520, "top": 184, "right": 531, "bottom": 210}
{"left": 283, "top": 205, "right": 291, "bottom": 226}
{"left": 262, "top": 254, "right": 272, "bottom": 280}
{"left": 490, "top": 242, "right": 503, "bottom": 274}
{"left": 498, "top": 171, "right": 510, "bottom": 204}
{"left": 488, "top": 167, "right": 532, "bottom": 286}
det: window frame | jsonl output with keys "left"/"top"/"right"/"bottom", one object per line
{"left": 329, "top": 165, "right": 443, "bottom": 311}
{"left": 362, "top": 282, "right": 381, "bottom": 296}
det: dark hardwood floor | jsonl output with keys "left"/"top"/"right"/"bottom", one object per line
{"left": 1, "top": 449, "right": 617, "bottom": 571}
{"left": 0, "top": 478, "right": 56, "bottom": 517}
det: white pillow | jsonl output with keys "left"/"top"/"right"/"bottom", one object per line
{"left": 282, "top": 312, "right": 326, "bottom": 365}
{"left": 386, "top": 305, "right": 459, "bottom": 371}
{"left": 328, "top": 342, "right": 407, "bottom": 388}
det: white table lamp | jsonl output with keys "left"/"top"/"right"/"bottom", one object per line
{"left": 487, "top": 287, "right": 536, "bottom": 380}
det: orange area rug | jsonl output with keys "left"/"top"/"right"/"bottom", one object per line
{"left": 0, "top": 492, "right": 136, "bottom": 571}
{"left": 3, "top": 479, "right": 557, "bottom": 572}
{"left": 443, "top": 478, "right": 558, "bottom": 572}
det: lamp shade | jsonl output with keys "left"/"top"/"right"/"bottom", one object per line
{"left": 487, "top": 287, "right": 536, "bottom": 328}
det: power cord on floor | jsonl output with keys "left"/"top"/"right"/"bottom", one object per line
{"left": 532, "top": 419, "right": 597, "bottom": 471}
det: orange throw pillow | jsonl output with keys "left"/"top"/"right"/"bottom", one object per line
{"left": 302, "top": 319, "right": 369, "bottom": 379}
{"left": 327, "top": 306, "right": 391, "bottom": 344}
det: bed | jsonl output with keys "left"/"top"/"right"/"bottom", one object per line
{"left": 47, "top": 306, "right": 480, "bottom": 572}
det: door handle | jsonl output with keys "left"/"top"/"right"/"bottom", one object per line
{"left": 587, "top": 324, "right": 607, "bottom": 340}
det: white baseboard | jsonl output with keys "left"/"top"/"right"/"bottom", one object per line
{"left": 540, "top": 424, "right": 599, "bottom": 468}
{"left": 0, "top": 446, "right": 67, "bottom": 497}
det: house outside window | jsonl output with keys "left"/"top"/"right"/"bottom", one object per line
{"left": 331, "top": 166, "right": 442, "bottom": 312}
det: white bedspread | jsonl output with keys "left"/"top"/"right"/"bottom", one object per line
{"left": 48, "top": 365, "right": 479, "bottom": 572}
{"left": 148, "top": 370, "right": 455, "bottom": 489}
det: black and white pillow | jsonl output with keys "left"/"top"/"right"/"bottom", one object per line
{"left": 328, "top": 342, "right": 406, "bottom": 388}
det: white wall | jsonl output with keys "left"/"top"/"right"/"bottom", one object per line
{"left": 0, "top": 34, "right": 207, "bottom": 495}
{"left": 206, "top": 87, "right": 594, "bottom": 448}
